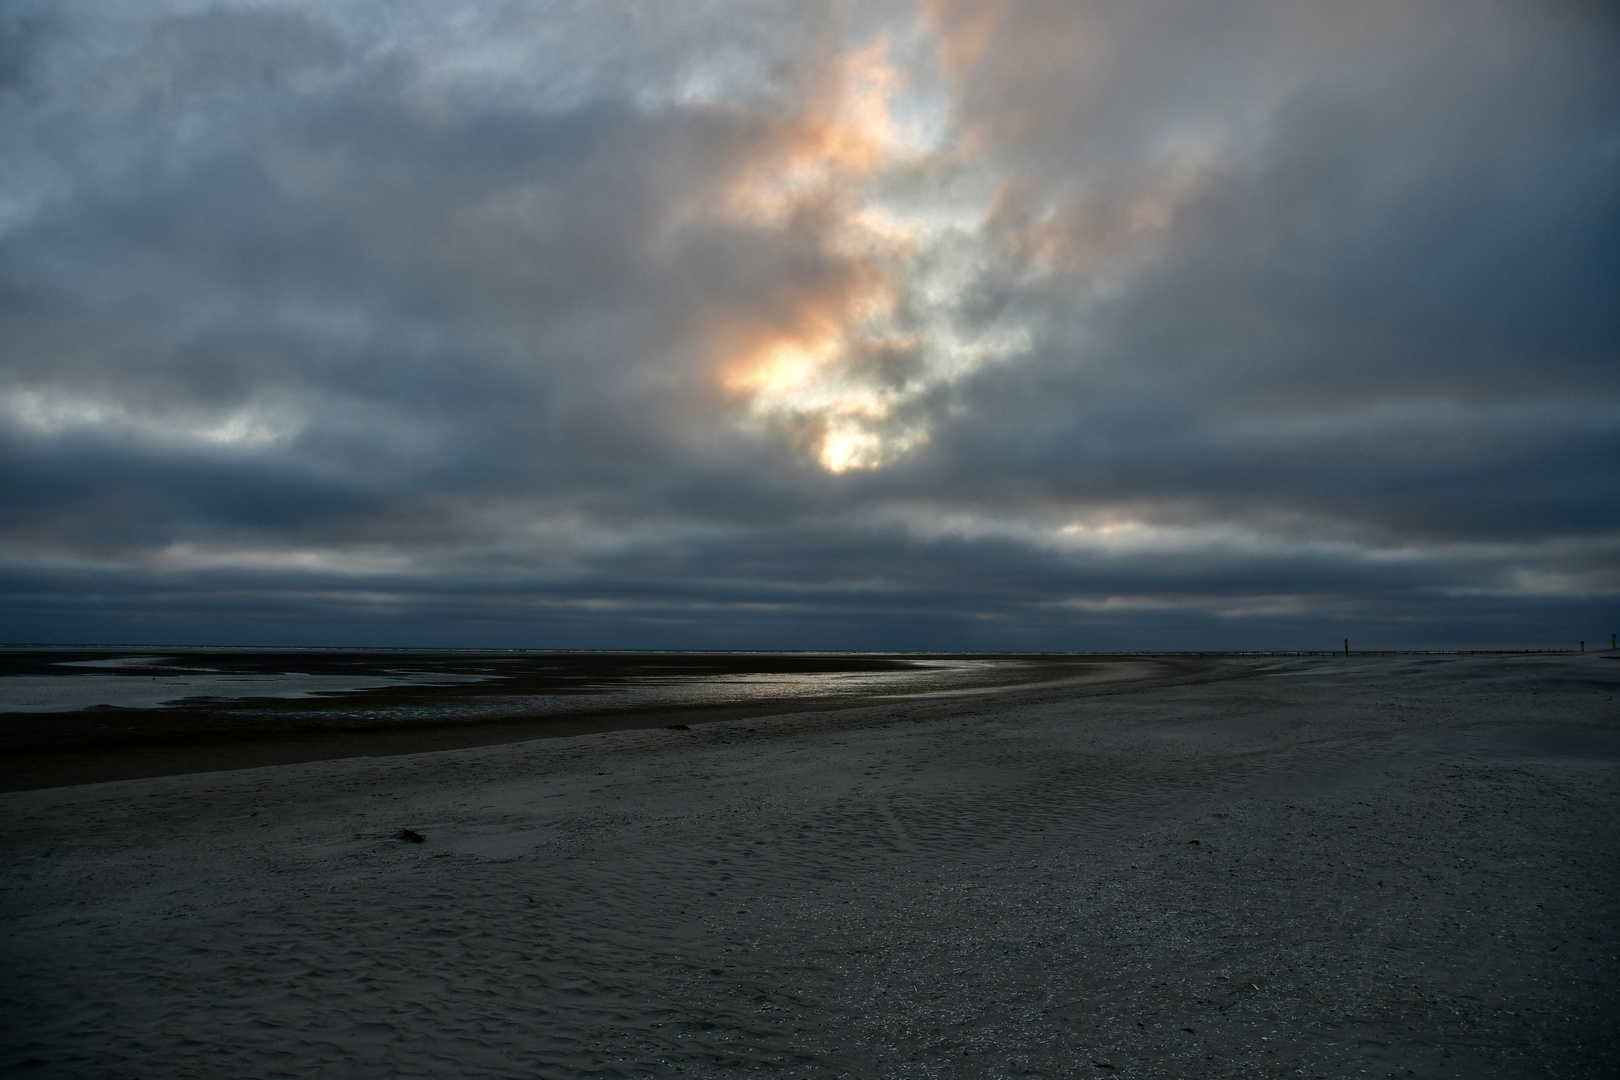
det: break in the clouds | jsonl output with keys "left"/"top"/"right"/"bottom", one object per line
{"left": 1, "top": 0, "right": 1616, "bottom": 649}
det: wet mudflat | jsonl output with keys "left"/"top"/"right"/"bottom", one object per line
{"left": 0, "top": 652, "right": 1616, "bottom": 1077}
{"left": 0, "top": 649, "right": 1163, "bottom": 790}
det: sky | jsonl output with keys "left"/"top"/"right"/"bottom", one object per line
{"left": 1, "top": 0, "right": 1617, "bottom": 651}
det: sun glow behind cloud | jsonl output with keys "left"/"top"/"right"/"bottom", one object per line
{"left": 712, "top": 25, "right": 1023, "bottom": 472}
{"left": 2, "top": 0, "right": 1614, "bottom": 649}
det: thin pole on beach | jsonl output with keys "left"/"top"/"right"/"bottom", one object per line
{"left": 1344, "top": 638, "right": 1349, "bottom": 656}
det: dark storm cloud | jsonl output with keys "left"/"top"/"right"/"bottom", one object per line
{"left": 919, "top": 0, "right": 1620, "bottom": 548}
{"left": 0, "top": 0, "right": 1615, "bottom": 648}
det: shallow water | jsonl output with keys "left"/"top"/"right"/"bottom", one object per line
{"left": 0, "top": 670, "right": 496, "bottom": 713}
{"left": 0, "top": 652, "right": 1000, "bottom": 715}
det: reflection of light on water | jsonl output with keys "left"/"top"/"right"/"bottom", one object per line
{"left": 0, "top": 671, "right": 495, "bottom": 714}
{"left": 504, "top": 659, "right": 1011, "bottom": 714}
{"left": 0, "top": 657, "right": 1021, "bottom": 717}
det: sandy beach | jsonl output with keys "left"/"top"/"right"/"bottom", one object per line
{"left": 2, "top": 652, "right": 1616, "bottom": 1078}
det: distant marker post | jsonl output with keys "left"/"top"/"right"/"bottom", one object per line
{"left": 1344, "top": 638, "right": 1349, "bottom": 656}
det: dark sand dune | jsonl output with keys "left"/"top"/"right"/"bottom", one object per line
{"left": 1, "top": 653, "right": 1616, "bottom": 1077}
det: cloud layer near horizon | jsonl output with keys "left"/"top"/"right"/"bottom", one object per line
{"left": 2, "top": 0, "right": 1617, "bottom": 649}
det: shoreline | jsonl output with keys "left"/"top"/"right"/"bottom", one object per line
{"left": 0, "top": 654, "right": 1211, "bottom": 791}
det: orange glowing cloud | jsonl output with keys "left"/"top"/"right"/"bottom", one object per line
{"left": 702, "top": 35, "right": 931, "bottom": 472}
{"left": 719, "top": 38, "right": 916, "bottom": 227}
{"left": 697, "top": 18, "right": 1031, "bottom": 474}
{"left": 987, "top": 164, "right": 1206, "bottom": 274}
{"left": 714, "top": 278, "right": 916, "bottom": 473}
{"left": 921, "top": 0, "right": 1013, "bottom": 75}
